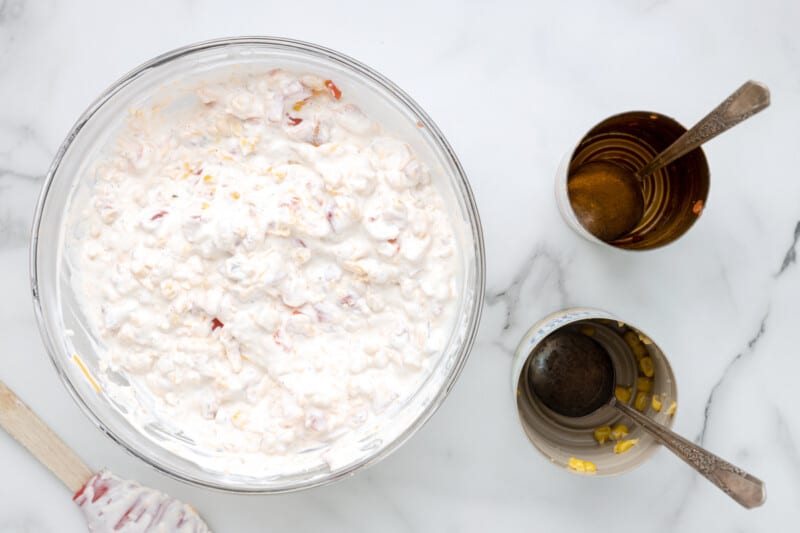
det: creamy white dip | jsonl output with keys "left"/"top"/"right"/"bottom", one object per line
{"left": 74, "top": 470, "right": 210, "bottom": 532}
{"left": 67, "top": 69, "right": 460, "bottom": 475}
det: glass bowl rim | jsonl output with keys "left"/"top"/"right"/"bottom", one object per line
{"left": 29, "top": 36, "right": 486, "bottom": 493}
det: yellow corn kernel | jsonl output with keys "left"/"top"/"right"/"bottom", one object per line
{"left": 593, "top": 425, "right": 611, "bottom": 444}
{"left": 635, "top": 391, "right": 648, "bottom": 412}
{"left": 567, "top": 457, "right": 597, "bottom": 473}
{"left": 615, "top": 386, "right": 632, "bottom": 404}
{"left": 231, "top": 411, "right": 246, "bottom": 428}
{"left": 636, "top": 377, "right": 653, "bottom": 392}
{"left": 631, "top": 342, "right": 648, "bottom": 360}
{"left": 293, "top": 100, "right": 307, "bottom": 111}
{"left": 639, "top": 356, "right": 655, "bottom": 377}
{"left": 623, "top": 330, "right": 640, "bottom": 348}
{"left": 580, "top": 325, "right": 596, "bottom": 337}
{"left": 638, "top": 333, "right": 653, "bottom": 345}
{"left": 624, "top": 330, "right": 648, "bottom": 359}
{"left": 610, "top": 424, "right": 629, "bottom": 441}
{"left": 201, "top": 202, "right": 211, "bottom": 210}
{"left": 652, "top": 395, "right": 663, "bottom": 412}
{"left": 231, "top": 191, "right": 241, "bottom": 200}
{"left": 614, "top": 438, "right": 640, "bottom": 454}
{"left": 666, "top": 401, "right": 677, "bottom": 416}
{"left": 203, "top": 174, "right": 214, "bottom": 182}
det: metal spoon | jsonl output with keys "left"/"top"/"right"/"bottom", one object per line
{"left": 568, "top": 81, "right": 770, "bottom": 242}
{"left": 528, "top": 329, "right": 766, "bottom": 509}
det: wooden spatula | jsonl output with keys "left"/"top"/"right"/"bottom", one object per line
{"left": 0, "top": 380, "right": 211, "bottom": 532}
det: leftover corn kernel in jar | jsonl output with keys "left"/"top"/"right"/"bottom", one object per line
{"left": 666, "top": 401, "right": 677, "bottom": 416}
{"left": 639, "top": 356, "right": 655, "bottom": 378}
{"left": 623, "top": 330, "right": 648, "bottom": 359}
{"left": 651, "top": 394, "right": 663, "bottom": 412}
{"left": 614, "top": 439, "right": 639, "bottom": 454}
{"left": 568, "top": 457, "right": 597, "bottom": 473}
{"left": 65, "top": 68, "right": 462, "bottom": 476}
{"left": 610, "top": 424, "right": 629, "bottom": 441}
{"left": 580, "top": 325, "right": 596, "bottom": 337}
{"left": 615, "top": 386, "right": 632, "bottom": 404}
{"left": 636, "top": 377, "right": 653, "bottom": 392}
{"left": 634, "top": 391, "right": 649, "bottom": 412}
{"left": 631, "top": 343, "right": 648, "bottom": 360}
{"left": 638, "top": 333, "right": 653, "bottom": 345}
{"left": 623, "top": 330, "right": 640, "bottom": 348}
{"left": 594, "top": 425, "right": 612, "bottom": 444}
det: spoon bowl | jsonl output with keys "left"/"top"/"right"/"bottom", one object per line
{"left": 567, "top": 161, "right": 644, "bottom": 242}
{"left": 527, "top": 329, "right": 614, "bottom": 417}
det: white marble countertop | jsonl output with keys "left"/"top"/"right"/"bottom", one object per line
{"left": 1, "top": 0, "right": 799, "bottom": 531}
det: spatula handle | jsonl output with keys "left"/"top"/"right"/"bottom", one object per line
{"left": 0, "top": 380, "right": 93, "bottom": 493}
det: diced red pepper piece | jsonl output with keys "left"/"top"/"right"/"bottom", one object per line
{"left": 211, "top": 318, "right": 224, "bottom": 331}
{"left": 73, "top": 474, "right": 109, "bottom": 504}
{"left": 150, "top": 210, "right": 168, "bottom": 221}
{"left": 273, "top": 329, "right": 287, "bottom": 350}
{"left": 324, "top": 79, "right": 342, "bottom": 100}
{"left": 72, "top": 481, "right": 88, "bottom": 501}
{"left": 115, "top": 503, "right": 141, "bottom": 530}
{"left": 287, "top": 116, "right": 303, "bottom": 126}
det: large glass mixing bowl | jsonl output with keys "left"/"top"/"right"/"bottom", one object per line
{"left": 30, "top": 37, "right": 484, "bottom": 493}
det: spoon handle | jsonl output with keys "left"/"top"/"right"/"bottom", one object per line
{"left": 635, "top": 81, "right": 770, "bottom": 179}
{"left": 615, "top": 401, "right": 766, "bottom": 509}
